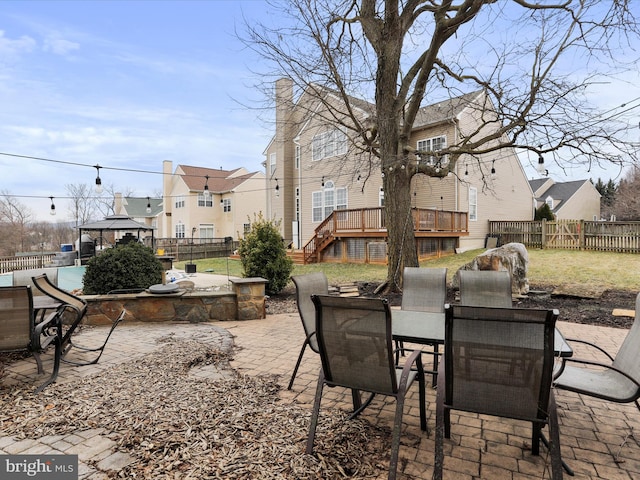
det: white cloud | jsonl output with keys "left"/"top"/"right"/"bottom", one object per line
{"left": 0, "top": 29, "right": 36, "bottom": 57}
{"left": 43, "top": 34, "right": 79, "bottom": 56}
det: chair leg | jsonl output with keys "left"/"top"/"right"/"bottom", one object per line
{"left": 434, "top": 361, "right": 446, "bottom": 480}
{"left": 288, "top": 340, "right": 309, "bottom": 390}
{"left": 34, "top": 321, "right": 62, "bottom": 394}
{"left": 547, "top": 392, "right": 565, "bottom": 480}
{"left": 62, "top": 310, "right": 125, "bottom": 366}
{"left": 388, "top": 389, "right": 408, "bottom": 480}
{"left": 306, "top": 368, "right": 326, "bottom": 455}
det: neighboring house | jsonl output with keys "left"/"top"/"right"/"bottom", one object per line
{"left": 114, "top": 194, "right": 162, "bottom": 242}
{"left": 264, "top": 78, "right": 534, "bottom": 262}
{"left": 529, "top": 178, "right": 601, "bottom": 220}
{"left": 157, "top": 160, "right": 265, "bottom": 241}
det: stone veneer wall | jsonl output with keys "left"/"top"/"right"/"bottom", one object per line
{"left": 83, "top": 278, "right": 267, "bottom": 325}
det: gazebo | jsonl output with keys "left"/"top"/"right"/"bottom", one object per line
{"left": 76, "top": 215, "right": 155, "bottom": 261}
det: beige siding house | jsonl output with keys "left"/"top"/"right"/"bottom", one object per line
{"left": 530, "top": 178, "right": 601, "bottom": 220}
{"left": 114, "top": 194, "right": 162, "bottom": 241}
{"left": 158, "top": 160, "right": 265, "bottom": 240}
{"left": 265, "top": 79, "right": 534, "bottom": 262}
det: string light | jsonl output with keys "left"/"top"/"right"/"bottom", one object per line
{"left": 94, "top": 165, "right": 103, "bottom": 194}
{"left": 537, "top": 152, "right": 546, "bottom": 175}
{"left": 464, "top": 164, "right": 469, "bottom": 177}
{"left": 275, "top": 178, "right": 280, "bottom": 197}
{"left": 146, "top": 196, "right": 151, "bottom": 214}
{"left": 203, "top": 175, "right": 210, "bottom": 197}
{"left": 49, "top": 196, "right": 56, "bottom": 216}
{"left": 321, "top": 176, "right": 325, "bottom": 187}
{"left": 490, "top": 160, "right": 496, "bottom": 179}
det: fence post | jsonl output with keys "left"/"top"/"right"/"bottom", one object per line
{"left": 541, "top": 219, "right": 547, "bottom": 249}
{"left": 579, "top": 220, "right": 585, "bottom": 250}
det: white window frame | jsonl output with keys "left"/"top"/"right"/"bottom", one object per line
{"left": 469, "top": 187, "right": 478, "bottom": 221}
{"left": 312, "top": 129, "right": 347, "bottom": 161}
{"left": 175, "top": 196, "right": 185, "bottom": 209}
{"left": 197, "top": 193, "right": 213, "bottom": 207}
{"left": 311, "top": 181, "right": 347, "bottom": 222}
{"left": 270, "top": 152, "right": 276, "bottom": 175}
{"left": 175, "top": 223, "right": 185, "bottom": 238}
{"left": 223, "top": 198, "right": 231, "bottom": 213}
{"left": 379, "top": 187, "right": 385, "bottom": 207}
{"left": 545, "top": 196, "right": 554, "bottom": 209}
{"left": 199, "top": 224, "right": 214, "bottom": 239}
{"left": 417, "top": 135, "right": 447, "bottom": 165}
{"left": 243, "top": 223, "right": 251, "bottom": 236}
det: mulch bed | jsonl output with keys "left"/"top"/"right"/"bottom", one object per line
{"left": 266, "top": 282, "right": 638, "bottom": 329}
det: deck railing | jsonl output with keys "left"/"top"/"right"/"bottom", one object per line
{"left": 303, "top": 207, "right": 468, "bottom": 263}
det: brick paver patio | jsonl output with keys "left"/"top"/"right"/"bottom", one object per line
{"left": 2, "top": 314, "right": 639, "bottom": 479}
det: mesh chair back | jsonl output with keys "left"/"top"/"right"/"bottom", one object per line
{"left": 0, "top": 286, "right": 34, "bottom": 351}
{"left": 292, "top": 272, "right": 328, "bottom": 352}
{"left": 32, "top": 274, "right": 87, "bottom": 314}
{"left": 444, "top": 305, "right": 557, "bottom": 422}
{"left": 13, "top": 268, "right": 59, "bottom": 296}
{"left": 312, "top": 295, "right": 396, "bottom": 394}
{"left": 459, "top": 270, "right": 512, "bottom": 307}
{"left": 402, "top": 267, "right": 447, "bottom": 312}
{"left": 612, "top": 293, "right": 640, "bottom": 383}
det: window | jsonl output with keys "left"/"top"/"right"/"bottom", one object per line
{"left": 417, "top": 136, "right": 447, "bottom": 165}
{"left": 311, "top": 180, "right": 347, "bottom": 222}
{"left": 223, "top": 198, "right": 231, "bottom": 212}
{"left": 199, "top": 224, "right": 214, "bottom": 239}
{"left": 175, "top": 196, "right": 185, "bottom": 208}
{"left": 379, "top": 187, "right": 384, "bottom": 207}
{"left": 295, "top": 187, "right": 300, "bottom": 221}
{"left": 312, "top": 129, "right": 347, "bottom": 161}
{"left": 469, "top": 187, "right": 478, "bottom": 221}
{"left": 175, "top": 223, "right": 185, "bottom": 238}
{"left": 295, "top": 145, "right": 300, "bottom": 169}
{"left": 270, "top": 153, "right": 276, "bottom": 175}
{"left": 197, "top": 193, "right": 213, "bottom": 207}
{"left": 545, "top": 196, "right": 554, "bottom": 209}
{"left": 243, "top": 223, "right": 251, "bottom": 235}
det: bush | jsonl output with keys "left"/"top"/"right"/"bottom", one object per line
{"left": 82, "top": 242, "right": 163, "bottom": 294}
{"left": 237, "top": 214, "right": 293, "bottom": 295}
{"left": 535, "top": 203, "right": 555, "bottom": 221}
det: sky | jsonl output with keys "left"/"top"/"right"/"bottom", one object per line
{"left": 1, "top": 1, "right": 639, "bottom": 221}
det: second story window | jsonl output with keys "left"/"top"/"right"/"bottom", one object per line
{"left": 223, "top": 198, "right": 231, "bottom": 212}
{"left": 270, "top": 153, "right": 276, "bottom": 175}
{"left": 175, "top": 196, "right": 185, "bottom": 208}
{"left": 312, "top": 129, "right": 347, "bottom": 161}
{"left": 198, "top": 193, "right": 213, "bottom": 207}
{"left": 417, "top": 136, "right": 447, "bottom": 165}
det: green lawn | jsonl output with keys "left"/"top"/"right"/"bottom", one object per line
{"left": 176, "top": 249, "right": 640, "bottom": 292}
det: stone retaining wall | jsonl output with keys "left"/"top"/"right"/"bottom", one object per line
{"left": 83, "top": 278, "right": 267, "bottom": 324}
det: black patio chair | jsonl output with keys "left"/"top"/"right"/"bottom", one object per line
{"left": 288, "top": 272, "right": 328, "bottom": 390}
{"left": 458, "top": 269, "right": 513, "bottom": 307}
{"left": 554, "top": 292, "right": 640, "bottom": 414}
{"left": 0, "top": 286, "right": 64, "bottom": 393}
{"left": 434, "top": 304, "right": 563, "bottom": 479}
{"left": 307, "top": 294, "right": 427, "bottom": 480}
{"left": 32, "top": 273, "right": 125, "bottom": 365}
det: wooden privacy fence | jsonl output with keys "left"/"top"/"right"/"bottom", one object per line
{"left": 489, "top": 220, "right": 640, "bottom": 253}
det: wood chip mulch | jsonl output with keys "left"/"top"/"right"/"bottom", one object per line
{"left": 0, "top": 337, "right": 392, "bottom": 479}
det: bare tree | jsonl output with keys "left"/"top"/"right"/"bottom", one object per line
{"left": 65, "top": 183, "right": 98, "bottom": 227}
{"left": 0, "top": 191, "right": 33, "bottom": 255}
{"left": 613, "top": 166, "right": 640, "bottom": 220}
{"left": 243, "top": 0, "right": 640, "bottom": 290}
{"left": 95, "top": 183, "right": 135, "bottom": 218}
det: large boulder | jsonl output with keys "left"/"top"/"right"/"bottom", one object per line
{"left": 454, "top": 242, "right": 529, "bottom": 294}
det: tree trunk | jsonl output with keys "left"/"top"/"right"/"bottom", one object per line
{"left": 383, "top": 166, "right": 419, "bottom": 292}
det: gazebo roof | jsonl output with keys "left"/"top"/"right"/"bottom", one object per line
{"left": 77, "top": 215, "right": 154, "bottom": 231}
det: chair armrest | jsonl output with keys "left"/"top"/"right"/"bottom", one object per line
{"left": 32, "top": 307, "right": 63, "bottom": 350}
{"left": 398, "top": 349, "right": 424, "bottom": 390}
{"left": 557, "top": 357, "right": 640, "bottom": 390}
{"left": 563, "top": 337, "right": 615, "bottom": 362}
